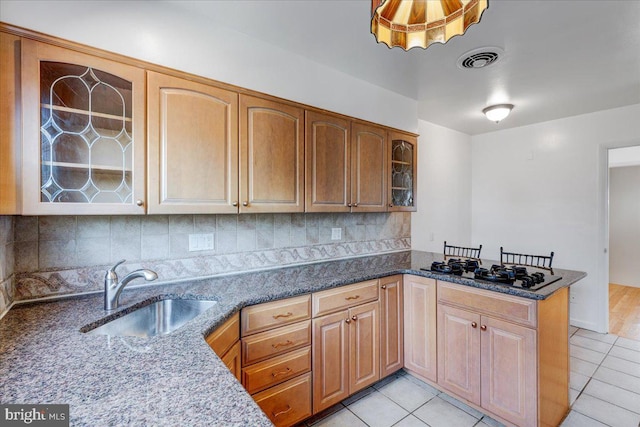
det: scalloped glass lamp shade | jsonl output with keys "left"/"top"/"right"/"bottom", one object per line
{"left": 371, "top": 0, "right": 489, "bottom": 50}
{"left": 482, "top": 104, "right": 514, "bottom": 123}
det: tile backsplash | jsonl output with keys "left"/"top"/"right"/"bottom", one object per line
{"left": 11, "top": 212, "right": 411, "bottom": 301}
{"left": 0, "top": 216, "right": 15, "bottom": 316}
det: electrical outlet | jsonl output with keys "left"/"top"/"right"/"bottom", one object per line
{"left": 189, "top": 233, "right": 214, "bottom": 251}
{"left": 331, "top": 228, "right": 342, "bottom": 240}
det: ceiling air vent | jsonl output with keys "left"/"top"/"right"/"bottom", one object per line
{"left": 456, "top": 47, "right": 504, "bottom": 69}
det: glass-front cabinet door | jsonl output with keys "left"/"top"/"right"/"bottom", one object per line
{"left": 388, "top": 131, "right": 417, "bottom": 212}
{"left": 21, "top": 39, "right": 145, "bottom": 214}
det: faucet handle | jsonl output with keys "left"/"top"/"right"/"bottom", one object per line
{"left": 106, "top": 259, "right": 126, "bottom": 279}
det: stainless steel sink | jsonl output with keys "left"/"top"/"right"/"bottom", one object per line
{"left": 85, "top": 298, "right": 217, "bottom": 338}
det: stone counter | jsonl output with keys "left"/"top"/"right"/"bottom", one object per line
{"left": 0, "top": 251, "right": 586, "bottom": 426}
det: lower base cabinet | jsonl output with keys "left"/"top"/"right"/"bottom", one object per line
{"left": 253, "top": 373, "right": 312, "bottom": 427}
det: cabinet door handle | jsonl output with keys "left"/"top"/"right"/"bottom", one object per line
{"left": 272, "top": 312, "right": 293, "bottom": 320}
{"left": 388, "top": 203, "right": 394, "bottom": 208}
{"left": 135, "top": 199, "right": 144, "bottom": 206}
{"left": 242, "top": 201, "right": 249, "bottom": 207}
{"left": 351, "top": 315, "right": 358, "bottom": 321}
{"left": 272, "top": 405, "right": 292, "bottom": 418}
{"left": 480, "top": 325, "right": 487, "bottom": 331}
{"left": 344, "top": 295, "right": 360, "bottom": 301}
{"left": 271, "top": 367, "right": 292, "bottom": 378}
{"left": 471, "top": 322, "right": 477, "bottom": 328}
{"left": 354, "top": 203, "right": 358, "bottom": 207}
{"left": 381, "top": 285, "right": 387, "bottom": 290}
{"left": 232, "top": 201, "right": 238, "bottom": 207}
{"left": 345, "top": 318, "right": 351, "bottom": 324}
{"left": 347, "top": 203, "right": 352, "bottom": 207}
{"left": 272, "top": 340, "right": 294, "bottom": 349}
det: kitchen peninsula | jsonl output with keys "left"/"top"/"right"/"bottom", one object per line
{"left": 0, "top": 251, "right": 586, "bottom": 426}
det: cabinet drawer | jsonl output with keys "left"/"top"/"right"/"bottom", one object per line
{"left": 438, "top": 281, "right": 537, "bottom": 328}
{"left": 242, "top": 320, "right": 311, "bottom": 366}
{"left": 221, "top": 340, "right": 242, "bottom": 382}
{"left": 205, "top": 312, "right": 240, "bottom": 356}
{"left": 243, "top": 346, "right": 311, "bottom": 394}
{"left": 253, "top": 372, "right": 312, "bottom": 427}
{"left": 242, "top": 294, "right": 311, "bottom": 337}
{"left": 312, "top": 280, "right": 379, "bottom": 317}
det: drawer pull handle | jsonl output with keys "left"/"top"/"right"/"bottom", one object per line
{"left": 272, "top": 405, "right": 292, "bottom": 418}
{"left": 272, "top": 340, "right": 294, "bottom": 349}
{"left": 271, "top": 367, "right": 292, "bottom": 378}
{"left": 273, "top": 312, "right": 294, "bottom": 319}
{"left": 481, "top": 325, "right": 487, "bottom": 331}
{"left": 471, "top": 322, "right": 477, "bottom": 328}
{"left": 345, "top": 295, "right": 360, "bottom": 301}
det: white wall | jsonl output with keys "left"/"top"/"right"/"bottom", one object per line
{"left": 411, "top": 120, "right": 472, "bottom": 253}
{"left": 0, "top": 0, "right": 417, "bottom": 132}
{"left": 609, "top": 165, "right": 640, "bottom": 288}
{"left": 471, "top": 104, "right": 640, "bottom": 332}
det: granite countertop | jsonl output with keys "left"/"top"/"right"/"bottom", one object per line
{"left": 0, "top": 250, "right": 586, "bottom": 426}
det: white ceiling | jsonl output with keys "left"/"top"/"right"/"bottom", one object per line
{"left": 168, "top": 0, "right": 640, "bottom": 135}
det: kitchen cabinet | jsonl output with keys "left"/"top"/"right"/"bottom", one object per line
{"left": 0, "top": 31, "right": 20, "bottom": 215}
{"left": 387, "top": 131, "right": 417, "bottom": 212}
{"left": 305, "top": 111, "right": 387, "bottom": 212}
{"left": 436, "top": 281, "right": 567, "bottom": 427}
{"left": 147, "top": 71, "right": 238, "bottom": 214}
{"left": 312, "top": 281, "right": 380, "bottom": 413}
{"left": 379, "top": 275, "right": 403, "bottom": 377}
{"left": 240, "top": 95, "right": 304, "bottom": 213}
{"left": 241, "top": 295, "right": 312, "bottom": 427}
{"left": 206, "top": 312, "right": 242, "bottom": 381}
{"left": 403, "top": 275, "right": 437, "bottom": 382}
{"left": 21, "top": 39, "right": 146, "bottom": 215}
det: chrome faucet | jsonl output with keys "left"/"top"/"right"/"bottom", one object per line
{"left": 104, "top": 259, "right": 158, "bottom": 311}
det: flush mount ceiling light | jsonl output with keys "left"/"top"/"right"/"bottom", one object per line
{"left": 371, "top": 0, "right": 489, "bottom": 50}
{"left": 482, "top": 104, "right": 514, "bottom": 123}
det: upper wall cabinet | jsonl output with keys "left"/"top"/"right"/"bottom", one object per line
{"left": 21, "top": 39, "right": 146, "bottom": 215}
{"left": 239, "top": 95, "right": 305, "bottom": 213}
{"left": 0, "top": 32, "right": 20, "bottom": 215}
{"left": 147, "top": 71, "right": 239, "bottom": 214}
{"left": 388, "top": 131, "right": 417, "bottom": 212}
{"left": 305, "top": 112, "right": 387, "bottom": 212}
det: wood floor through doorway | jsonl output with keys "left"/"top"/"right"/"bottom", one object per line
{"left": 609, "top": 283, "right": 640, "bottom": 340}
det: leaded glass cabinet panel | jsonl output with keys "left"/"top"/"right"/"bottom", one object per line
{"left": 21, "top": 39, "right": 145, "bottom": 215}
{"left": 388, "top": 131, "right": 417, "bottom": 212}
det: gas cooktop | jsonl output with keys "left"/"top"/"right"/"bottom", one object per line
{"left": 421, "top": 258, "right": 562, "bottom": 291}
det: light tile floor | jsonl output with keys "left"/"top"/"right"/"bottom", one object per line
{"left": 300, "top": 327, "right": 640, "bottom": 427}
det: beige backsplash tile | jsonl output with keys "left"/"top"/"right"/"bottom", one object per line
{"left": 10, "top": 212, "right": 411, "bottom": 300}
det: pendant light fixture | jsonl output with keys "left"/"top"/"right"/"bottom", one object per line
{"left": 482, "top": 104, "right": 514, "bottom": 123}
{"left": 371, "top": 0, "right": 489, "bottom": 50}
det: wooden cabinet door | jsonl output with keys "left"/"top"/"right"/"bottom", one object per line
{"left": 221, "top": 341, "right": 242, "bottom": 382}
{"left": 305, "top": 111, "right": 350, "bottom": 212}
{"left": 351, "top": 122, "right": 386, "bottom": 212}
{"left": 147, "top": 71, "right": 238, "bottom": 214}
{"left": 240, "top": 95, "right": 304, "bottom": 213}
{"left": 380, "top": 275, "right": 403, "bottom": 378}
{"left": 21, "top": 39, "right": 146, "bottom": 215}
{"left": 480, "top": 316, "right": 537, "bottom": 427}
{"left": 349, "top": 301, "right": 380, "bottom": 393}
{"left": 387, "top": 131, "right": 417, "bottom": 212}
{"left": 437, "top": 304, "right": 481, "bottom": 405}
{"left": 403, "top": 275, "right": 437, "bottom": 382}
{"left": 312, "top": 310, "right": 349, "bottom": 413}
{"left": 0, "top": 32, "right": 20, "bottom": 215}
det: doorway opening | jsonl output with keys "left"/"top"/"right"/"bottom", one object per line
{"left": 607, "top": 145, "right": 640, "bottom": 340}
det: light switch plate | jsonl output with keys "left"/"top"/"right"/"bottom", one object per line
{"left": 189, "top": 233, "right": 214, "bottom": 251}
{"left": 331, "top": 228, "right": 342, "bottom": 240}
